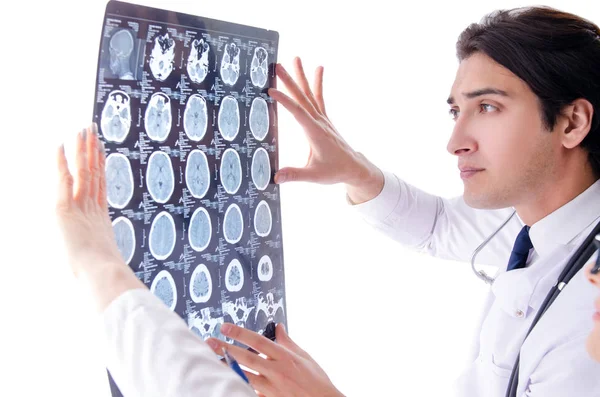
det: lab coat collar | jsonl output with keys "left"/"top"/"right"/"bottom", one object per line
{"left": 492, "top": 178, "right": 600, "bottom": 318}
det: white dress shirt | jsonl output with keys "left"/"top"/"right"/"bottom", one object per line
{"left": 352, "top": 170, "right": 600, "bottom": 397}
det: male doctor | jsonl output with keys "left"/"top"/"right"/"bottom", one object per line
{"left": 56, "top": 5, "right": 600, "bottom": 397}
{"left": 205, "top": 5, "right": 600, "bottom": 396}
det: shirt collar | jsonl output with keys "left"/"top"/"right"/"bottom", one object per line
{"left": 492, "top": 178, "right": 600, "bottom": 318}
{"left": 528, "top": 179, "right": 600, "bottom": 257}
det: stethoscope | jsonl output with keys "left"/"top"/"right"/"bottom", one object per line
{"left": 468, "top": 210, "right": 600, "bottom": 397}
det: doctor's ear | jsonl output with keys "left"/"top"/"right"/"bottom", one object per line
{"left": 559, "top": 98, "right": 594, "bottom": 149}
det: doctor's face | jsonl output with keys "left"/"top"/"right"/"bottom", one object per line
{"left": 446, "top": 52, "right": 561, "bottom": 210}
{"left": 586, "top": 261, "right": 600, "bottom": 361}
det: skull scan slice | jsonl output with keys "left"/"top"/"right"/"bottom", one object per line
{"left": 188, "top": 308, "right": 224, "bottom": 341}
{"left": 149, "top": 33, "right": 175, "bottom": 81}
{"left": 101, "top": 90, "right": 132, "bottom": 143}
{"left": 112, "top": 216, "right": 136, "bottom": 264}
{"left": 187, "top": 38, "right": 209, "bottom": 84}
{"left": 219, "top": 42, "right": 240, "bottom": 86}
{"left": 257, "top": 255, "right": 273, "bottom": 282}
{"left": 188, "top": 207, "right": 212, "bottom": 252}
{"left": 251, "top": 147, "right": 271, "bottom": 191}
{"left": 254, "top": 200, "right": 272, "bottom": 237}
{"left": 105, "top": 153, "right": 134, "bottom": 209}
{"left": 184, "top": 94, "right": 208, "bottom": 141}
{"left": 151, "top": 270, "right": 177, "bottom": 310}
{"left": 250, "top": 46, "right": 268, "bottom": 88}
{"left": 190, "top": 263, "right": 212, "bottom": 303}
{"left": 145, "top": 92, "right": 172, "bottom": 142}
{"left": 146, "top": 151, "right": 174, "bottom": 203}
{"left": 225, "top": 259, "right": 244, "bottom": 292}
{"left": 217, "top": 95, "right": 240, "bottom": 141}
{"left": 249, "top": 97, "right": 269, "bottom": 141}
{"left": 109, "top": 29, "right": 135, "bottom": 80}
{"left": 149, "top": 211, "right": 176, "bottom": 260}
{"left": 219, "top": 148, "right": 242, "bottom": 195}
{"left": 185, "top": 149, "right": 210, "bottom": 199}
{"left": 223, "top": 203, "right": 243, "bottom": 244}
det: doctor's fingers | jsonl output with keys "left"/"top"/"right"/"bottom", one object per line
{"left": 275, "top": 62, "right": 320, "bottom": 119}
{"left": 206, "top": 338, "right": 280, "bottom": 378}
{"left": 291, "top": 57, "right": 327, "bottom": 118}
{"left": 73, "top": 127, "right": 90, "bottom": 204}
{"left": 56, "top": 144, "right": 74, "bottom": 211}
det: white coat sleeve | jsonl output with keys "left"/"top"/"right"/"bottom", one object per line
{"left": 350, "top": 170, "right": 521, "bottom": 267}
{"left": 101, "top": 288, "right": 256, "bottom": 397}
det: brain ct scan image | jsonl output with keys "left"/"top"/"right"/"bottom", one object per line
{"left": 185, "top": 149, "right": 210, "bottom": 199}
{"left": 105, "top": 153, "right": 134, "bottom": 209}
{"left": 101, "top": 90, "right": 132, "bottom": 143}
{"left": 145, "top": 92, "right": 172, "bottom": 142}
{"left": 254, "top": 200, "right": 272, "bottom": 237}
{"left": 149, "top": 211, "right": 176, "bottom": 260}
{"left": 187, "top": 38, "right": 210, "bottom": 84}
{"left": 151, "top": 270, "right": 177, "bottom": 310}
{"left": 190, "top": 263, "right": 212, "bottom": 303}
{"left": 218, "top": 95, "right": 240, "bottom": 141}
{"left": 184, "top": 94, "right": 209, "bottom": 141}
{"left": 250, "top": 46, "right": 268, "bottom": 88}
{"left": 223, "top": 203, "right": 244, "bottom": 244}
{"left": 109, "top": 29, "right": 135, "bottom": 80}
{"left": 249, "top": 97, "right": 269, "bottom": 141}
{"left": 251, "top": 147, "right": 271, "bottom": 191}
{"left": 220, "top": 148, "right": 242, "bottom": 195}
{"left": 220, "top": 42, "right": 240, "bottom": 86}
{"left": 112, "top": 216, "right": 136, "bottom": 264}
{"left": 257, "top": 255, "right": 273, "bottom": 282}
{"left": 146, "top": 150, "right": 175, "bottom": 203}
{"left": 225, "top": 258, "right": 244, "bottom": 292}
{"left": 188, "top": 207, "right": 212, "bottom": 252}
{"left": 149, "top": 33, "right": 176, "bottom": 81}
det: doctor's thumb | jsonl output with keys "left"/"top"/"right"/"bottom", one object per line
{"left": 275, "top": 167, "right": 318, "bottom": 184}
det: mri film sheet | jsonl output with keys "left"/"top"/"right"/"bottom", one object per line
{"left": 92, "top": 2, "right": 284, "bottom": 395}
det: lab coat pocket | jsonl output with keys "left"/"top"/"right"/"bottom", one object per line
{"left": 490, "top": 354, "right": 513, "bottom": 378}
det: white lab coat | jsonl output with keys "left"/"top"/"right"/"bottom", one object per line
{"left": 351, "top": 170, "right": 600, "bottom": 396}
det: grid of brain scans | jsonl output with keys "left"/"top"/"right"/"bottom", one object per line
{"left": 93, "top": 2, "right": 285, "bottom": 395}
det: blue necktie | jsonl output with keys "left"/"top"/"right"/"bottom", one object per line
{"left": 507, "top": 225, "right": 533, "bottom": 271}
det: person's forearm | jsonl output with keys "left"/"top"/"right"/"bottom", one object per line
{"left": 78, "top": 261, "right": 146, "bottom": 313}
{"left": 345, "top": 152, "right": 385, "bottom": 204}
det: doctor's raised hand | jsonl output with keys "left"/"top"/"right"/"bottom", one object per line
{"left": 270, "top": 57, "right": 384, "bottom": 204}
{"left": 206, "top": 322, "right": 345, "bottom": 397}
{"left": 55, "top": 124, "right": 146, "bottom": 311}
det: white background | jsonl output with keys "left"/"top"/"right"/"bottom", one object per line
{"left": 1, "top": 1, "right": 598, "bottom": 395}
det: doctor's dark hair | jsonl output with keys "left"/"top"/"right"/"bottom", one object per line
{"left": 456, "top": 6, "right": 600, "bottom": 178}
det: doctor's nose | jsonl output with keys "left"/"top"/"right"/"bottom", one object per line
{"left": 446, "top": 122, "right": 477, "bottom": 156}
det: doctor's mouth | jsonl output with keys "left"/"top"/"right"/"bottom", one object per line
{"left": 459, "top": 166, "right": 485, "bottom": 179}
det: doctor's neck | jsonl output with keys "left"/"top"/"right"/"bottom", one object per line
{"left": 513, "top": 160, "right": 598, "bottom": 227}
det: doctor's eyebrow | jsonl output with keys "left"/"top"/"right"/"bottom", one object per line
{"left": 446, "top": 88, "right": 510, "bottom": 105}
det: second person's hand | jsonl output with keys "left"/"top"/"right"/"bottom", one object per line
{"left": 270, "top": 57, "right": 384, "bottom": 204}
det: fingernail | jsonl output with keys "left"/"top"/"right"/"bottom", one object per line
{"left": 99, "top": 140, "right": 105, "bottom": 153}
{"left": 275, "top": 173, "right": 285, "bottom": 184}
{"left": 206, "top": 339, "right": 219, "bottom": 349}
{"left": 91, "top": 122, "right": 98, "bottom": 136}
{"left": 81, "top": 128, "right": 87, "bottom": 141}
{"left": 221, "top": 323, "right": 231, "bottom": 335}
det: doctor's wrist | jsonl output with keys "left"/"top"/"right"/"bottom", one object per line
{"left": 345, "top": 153, "right": 384, "bottom": 205}
{"left": 77, "top": 259, "right": 146, "bottom": 313}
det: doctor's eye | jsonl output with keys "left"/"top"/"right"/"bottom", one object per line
{"left": 480, "top": 103, "right": 497, "bottom": 113}
{"left": 449, "top": 108, "right": 459, "bottom": 120}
